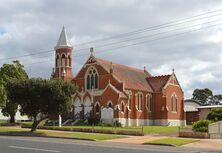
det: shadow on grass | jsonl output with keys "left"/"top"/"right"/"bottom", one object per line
{"left": 0, "top": 131, "right": 46, "bottom": 137}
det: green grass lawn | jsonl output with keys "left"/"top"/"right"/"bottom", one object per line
{"left": 0, "top": 126, "right": 28, "bottom": 132}
{"left": 42, "top": 125, "right": 179, "bottom": 134}
{"left": 22, "top": 121, "right": 180, "bottom": 135}
{"left": 0, "top": 126, "right": 125, "bottom": 141}
{"left": 144, "top": 138, "right": 199, "bottom": 146}
{"left": 0, "top": 120, "right": 7, "bottom": 124}
{"left": 42, "top": 131, "right": 125, "bottom": 140}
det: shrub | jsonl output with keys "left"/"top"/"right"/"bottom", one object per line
{"left": 207, "top": 108, "right": 222, "bottom": 122}
{"left": 98, "top": 123, "right": 113, "bottom": 127}
{"left": 87, "top": 117, "right": 100, "bottom": 125}
{"left": 192, "top": 120, "right": 212, "bottom": 132}
{"left": 113, "top": 121, "right": 122, "bottom": 127}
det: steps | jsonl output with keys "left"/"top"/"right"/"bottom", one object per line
{"left": 71, "top": 119, "right": 80, "bottom": 125}
{"left": 62, "top": 119, "right": 73, "bottom": 126}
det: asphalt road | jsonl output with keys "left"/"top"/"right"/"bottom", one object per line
{"left": 0, "top": 136, "right": 220, "bottom": 153}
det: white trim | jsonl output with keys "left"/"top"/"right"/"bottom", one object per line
{"left": 171, "top": 93, "right": 177, "bottom": 112}
{"left": 115, "top": 118, "right": 186, "bottom": 127}
{"left": 197, "top": 105, "right": 222, "bottom": 109}
{"left": 146, "top": 93, "right": 152, "bottom": 112}
{"left": 107, "top": 100, "right": 113, "bottom": 108}
{"left": 94, "top": 101, "right": 100, "bottom": 113}
{"left": 55, "top": 54, "right": 60, "bottom": 68}
{"left": 83, "top": 96, "right": 91, "bottom": 104}
{"left": 154, "top": 119, "right": 186, "bottom": 126}
{"left": 77, "top": 83, "right": 127, "bottom": 98}
{"left": 114, "top": 118, "right": 153, "bottom": 127}
{"left": 61, "top": 53, "right": 67, "bottom": 58}
{"left": 135, "top": 105, "right": 139, "bottom": 111}
{"left": 137, "top": 92, "right": 143, "bottom": 111}
{"left": 74, "top": 97, "right": 81, "bottom": 104}
{"left": 125, "top": 90, "right": 132, "bottom": 110}
{"left": 104, "top": 82, "right": 120, "bottom": 94}
{"left": 94, "top": 101, "right": 100, "bottom": 107}
{"left": 120, "top": 101, "right": 125, "bottom": 113}
{"left": 162, "top": 73, "right": 183, "bottom": 92}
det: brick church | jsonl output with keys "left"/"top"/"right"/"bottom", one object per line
{"left": 51, "top": 27, "right": 186, "bottom": 126}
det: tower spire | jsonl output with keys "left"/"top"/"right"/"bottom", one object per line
{"left": 52, "top": 27, "right": 73, "bottom": 81}
{"left": 55, "top": 26, "right": 72, "bottom": 50}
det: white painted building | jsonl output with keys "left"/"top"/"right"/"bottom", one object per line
{"left": 0, "top": 107, "right": 29, "bottom": 122}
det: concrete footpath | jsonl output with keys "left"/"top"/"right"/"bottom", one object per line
{"left": 183, "top": 138, "right": 222, "bottom": 151}
{"left": 106, "top": 134, "right": 167, "bottom": 144}
{"left": 106, "top": 134, "right": 222, "bottom": 151}
{"left": 4, "top": 127, "right": 222, "bottom": 151}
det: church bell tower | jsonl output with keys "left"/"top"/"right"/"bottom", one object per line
{"left": 51, "top": 27, "right": 73, "bottom": 80}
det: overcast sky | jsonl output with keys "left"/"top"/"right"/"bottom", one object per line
{"left": 1, "top": 0, "right": 222, "bottom": 98}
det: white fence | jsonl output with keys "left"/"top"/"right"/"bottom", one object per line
{"left": 208, "top": 121, "right": 222, "bottom": 139}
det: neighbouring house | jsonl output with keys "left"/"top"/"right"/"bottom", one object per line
{"left": 184, "top": 99, "right": 201, "bottom": 125}
{"left": 197, "top": 105, "right": 222, "bottom": 120}
{"left": 0, "top": 107, "right": 29, "bottom": 122}
{"left": 51, "top": 27, "right": 186, "bottom": 126}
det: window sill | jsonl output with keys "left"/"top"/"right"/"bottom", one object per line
{"left": 146, "top": 107, "right": 152, "bottom": 112}
{"left": 171, "top": 111, "right": 177, "bottom": 113}
{"left": 86, "top": 88, "right": 99, "bottom": 91}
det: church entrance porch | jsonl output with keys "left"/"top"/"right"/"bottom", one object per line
{"left": 83, "top": 97, "right": 92, "bottom": 119}
{"left": 74, "top": 98, "right": 81, "bottom": 119}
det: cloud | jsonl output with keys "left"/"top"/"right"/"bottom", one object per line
{"left": 207, "top": 30, "right": 222, "bottom": 43}
{"left": 0, "top": 26, "right": 6, "bottom": 35}
{"left": 1, "top": 0, "right": 222, "bottom": 98}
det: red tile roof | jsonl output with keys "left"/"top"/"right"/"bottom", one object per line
{"left": 96, "top": 58, "right": 153, "bottom": 92}
{"left": 146, "top": 75, "right": 171, "bottom": 92}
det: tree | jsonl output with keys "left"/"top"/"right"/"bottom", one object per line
{"left": 0, "top": 81, "right": 6, "bottom": 107}
{"left": 6, "top": 78, "right": 76, "bottom": 132}
{"left": 192, "top": 88, "right": 222, "bottom": 105}
{"left": 210, "top": 95, "right": 222, "bottom": 105}
{"left": 192, "top": 88, "right": 213, "bottom": 105}
{"left": 192, "top": 120, "right": 212, "bottom": 132}
{"left": 0, "top": 60, "right": 28, "bottom": 123}
{"left": 207, "top": 108, "right": 222, "bottom": 122}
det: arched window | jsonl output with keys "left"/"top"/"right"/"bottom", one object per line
{"left": 138, "top": 93, "right": 143, "bottom": 111}
{"left": 107, "top": 101, "right": 113, "bottom": 108}
{"left": 56, "top": 55, "right": 60, "bottom": 67}
{"left": 146, "top": 94, "right": 152, "bottom": 112}
{"left": 91, "top": 74, "right": 94, "bottom": 88}
{"left": 121, "top": 102, "right": 124, "bottom": 112}
{"left": 86, "top": 67, "right": 98, "bottom": 90}
{"left": 172, "top": 94, "right": 177, "bottom": 112}
{"left": 127, "top": 90, "right": 132, "bottom": 110}
{"left": 95, "top": 74, "right": 98, "bottom": 88}
{"left": 61, "top": 54, "right": 66, "bottom": 67}
{"left": 95, "top": 103, "right": 100, "bottom": 113}
{"left": 87, "top": 75, "right": 90, "bottom": 89}
{"left": 128, "top": 99, "right": 131, "bottom": 110}
{"left": 68, "top": 55, "right": 71, "bottom": 67}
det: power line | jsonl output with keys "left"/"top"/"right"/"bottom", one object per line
{"left": 24, "top": 22, "right": 222, "bottom": 67}
{"left": 74, "top": 8, "right": 222, "bottom": 46}
{"left": 93, "top": 22, "right": 222, "bottom": 55}
{"left": 0, "top": 50, "right": 54, "bottom": 61}
{"left": 88, "top": 18, "right": 222, "bottom": 49}
{"left": 1, "top": 8, "right": 222, "bottom": 62}
{"left": 2, "top": 15, "right": 222, "bottom": 64}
